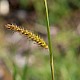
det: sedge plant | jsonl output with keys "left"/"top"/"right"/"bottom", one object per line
{"left": 5, "top": 0, "right": 54, "bottom": 80}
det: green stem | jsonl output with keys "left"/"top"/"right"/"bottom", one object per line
{"left": 44, "top": 0, "right": 54, "bottom": 80}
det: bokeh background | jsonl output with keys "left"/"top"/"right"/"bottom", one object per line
{"left": 0, "top": 0, "right": 80, "bottom": 80}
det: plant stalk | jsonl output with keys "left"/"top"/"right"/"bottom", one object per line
{"left": 44, "top": 0, "right": 54, "bottom": 80}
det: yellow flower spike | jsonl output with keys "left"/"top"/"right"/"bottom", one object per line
{"left": 5, "top": 24, "right": 48, "bottom": 49}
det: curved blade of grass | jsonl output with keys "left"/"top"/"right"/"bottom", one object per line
{"left": 44, "top": 0, "right": 54, "bottom": 80}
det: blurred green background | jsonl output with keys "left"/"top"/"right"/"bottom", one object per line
{"left": 0, "top": 0, "right": 80, "bottom": 80}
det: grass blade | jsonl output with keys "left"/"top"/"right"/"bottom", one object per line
{"left": 21, "top": 64, "right": 28, "bottom": 80}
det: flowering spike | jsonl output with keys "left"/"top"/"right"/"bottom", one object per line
{"left": 5, "top": 24, "right": 48, "bottom": 49}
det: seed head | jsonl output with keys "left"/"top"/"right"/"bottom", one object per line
{"left": 5, "top": 24, "right": 48, "bottom": 49}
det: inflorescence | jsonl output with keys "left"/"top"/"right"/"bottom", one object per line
{"left": 5, "top": 24, "right": 48, "bottom": 49}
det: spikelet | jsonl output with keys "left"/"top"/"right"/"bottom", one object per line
{"left": 5, "top": 24, "right": 48, "bottom": 49}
